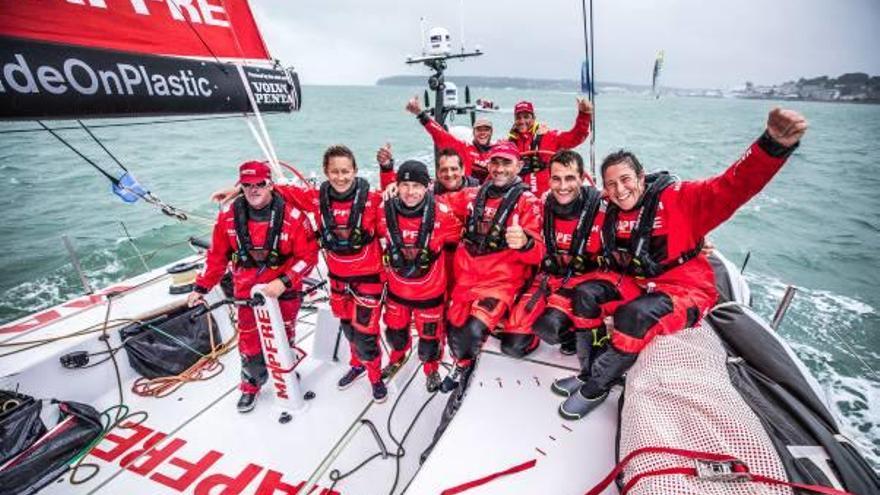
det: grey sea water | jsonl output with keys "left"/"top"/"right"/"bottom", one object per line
{"left": 1, "top": 85, "right": 878, "bottom": 466}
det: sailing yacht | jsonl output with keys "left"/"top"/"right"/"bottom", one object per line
{"left": 1, "top": 3, "right": 877, "bottom": 495}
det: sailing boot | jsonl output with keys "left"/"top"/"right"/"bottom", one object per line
{"left": 558, "top": 346, "right": 637, "bottom": 420}
{"left": 426, "top": 370, "right": 442, "bottom": 393}
{"left": 337, "top": 365, "right": 366, "bottom": 390}
{"left": 559, "top": 335, "right": 577, "bottom": 356}
{"left": 372, "top": 380, "right": 388, "bottom": 403}
{"left": 237, "top": 392, "right": 257, "bottom": 413}
{"left": 381, "top": 359, "right": 405, "bottom": 380}
{"left": 558, "top": 388, "right": 609, "bottom": 420}
{"left": 440, "top": 365, "right": 465, "bottom": 393}
{"left": 551, "top": 374, "right": 587, "bottom": 397}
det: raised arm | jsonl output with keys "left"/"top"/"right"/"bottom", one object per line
{"left": 683, "top": 108, "right": 807, "bottom": 239}
{"left": 554, "top": 97, "right": 593, "bottom": 149}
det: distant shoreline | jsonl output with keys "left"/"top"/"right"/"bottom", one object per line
{"left": 376, "top": 75, "right": 880, "bottom": 105}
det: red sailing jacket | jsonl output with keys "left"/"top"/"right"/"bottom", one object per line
{"left": 420, "top": 116, "right": 494, "bottom": 182}
{"left": 608, "top": 141, "right": 791, "bottom": 299}
{"left": 275, "top": 183, "right": 384, "bottom": 281}
{"left": 377, "top": 197, "right": 462, "bottom": 303}
{"left": 195, "top": 195, "right": 318, "bottom": 299}
{"left": 444, "top": 184, "right": 545, "bottom": 302}
{"left": 508, "top": 111, "right": 591, "bottom": 196}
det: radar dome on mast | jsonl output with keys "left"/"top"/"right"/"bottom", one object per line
{"left": 426, "top": 27, "right": 452, "bottom": 55}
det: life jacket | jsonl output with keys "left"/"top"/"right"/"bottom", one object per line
{"left": 463, "top": 181, "right": 527, "bottom": 256}
{"left": 230, "top": 192, "right": 286, "bottom": 269}
{"left": 317, "top": 178, "right": 372, "bottom": 255}
{"left": 541, "top": 186, "right": 602, "bottom": 278}
{"left": 510, "top": 123, "right": 546, "bottom": 175}
{"left": 600, "top": 172, "right": 703, "bottom": 278}
{"left": 383, "top": 193, "right": 437, "bottom": 279}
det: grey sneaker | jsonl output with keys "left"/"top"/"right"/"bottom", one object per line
{"left": 237, "top": 392, "right": 257, "bottom": 413}
{"left": 372, "top": 380, "right": 388, "bottom": 403}
{"left": 551, "top": 375, "right": 586, "bottom": 397}
{"left": 558, "top": 389, "right": 609, "bottom": 420}
{"left": 337, "top": 366, "right": 365, "bottom": 390}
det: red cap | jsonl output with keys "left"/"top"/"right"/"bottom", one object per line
{"left": 239, "top": 161, "right": 271, "bottom": 184}
{"left": 488, "top": 141, "right": 520, "bottom": 162}
{"left": 514, "top": 101, "right": 535, "bottom": 116}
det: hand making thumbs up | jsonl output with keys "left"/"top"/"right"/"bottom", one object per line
{"left": 505, "top": 213, "right": 529, "bottom": 250}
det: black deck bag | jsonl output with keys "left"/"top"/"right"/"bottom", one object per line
{"left": 707, "top": 255, "right": 880, "bottom": 494}
{"left": 0, "top": 391, "right": 47, "bottom": 466}
{"left": 0, "top": 400, "right": 102, "bottom": 495}
{"left": 120, "top": 305, "right": 221, "bottom": 379}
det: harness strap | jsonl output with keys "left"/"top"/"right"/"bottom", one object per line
{"left": 584, "top": 446, "right": 855, "bottom": 495}
{"left": 384, "top": 193, "right": 437, "bottom": 278}
{"left": 464, "top": 182, "right": 526, "bottom": 255}
{"left": 231, "top": 193, "right": 286, "bottom": 269}
{"left": 386, "top": 290, "right": 445, "bottom": 309}
{"left": 543, "top": 186, "right": 602, "bottom": 277}
{"left": 319, "top": 178, "right": 371, "bottom": 253}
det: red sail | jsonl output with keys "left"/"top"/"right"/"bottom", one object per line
{"left": 0, "top": 0, "right": 270, "bottom": 61}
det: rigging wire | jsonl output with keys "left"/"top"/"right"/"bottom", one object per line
{"left": 580, "top": 0, "right": 597, "bottom": 180}
{"left": 0, "top": 115, "right": 244, "bottom": 135}
{"left": 35, "top": 120, "right": 200, "bottom": 223}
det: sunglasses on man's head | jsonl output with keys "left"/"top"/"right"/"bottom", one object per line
{"left": 242, "top": 181, "right": 269, "bottom": 189}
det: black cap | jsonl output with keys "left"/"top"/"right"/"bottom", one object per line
{"left": 396, "top": 160, "right": 431, "bottom": 187}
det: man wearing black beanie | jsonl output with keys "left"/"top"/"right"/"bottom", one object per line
{"left": 377, "top": 160, "right": 463, "bottom": 392}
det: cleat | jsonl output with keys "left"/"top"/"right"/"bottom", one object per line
{"left": 237, "top": 392, "right": 257, "bottom": 413}
{"left": 372, "top": 380, "right": 388, "bottom": 403}
{"left": 558, "top": 389, "right": 609, "bottom": 421}
{"left": 337, "top": 366, "right": 365, "bottom": 390}
{"left": 551, "top": 375, "right": 586, "bottom": 397}
{"left": 426, "top": 371, "right": 442, "bottom": 393}
{"left": 381, "top": 360, "right": 404, "bottom": 380}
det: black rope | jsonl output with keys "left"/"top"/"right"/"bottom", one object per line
{"left": 36, "top": 121, "right": 119, "bottom": 185}
{"left": 77, "top": 120, "right": 128, "bottom": 172}
{"left": 0, "top": 115, "right": 243, "bottom": 135}
{"left": 327, "top": 362, "right": 438, "bottom": 494}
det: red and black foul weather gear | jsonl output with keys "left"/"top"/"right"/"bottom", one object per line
{"left": 442, "top": 180, "right": 545, "bottom": 368}
{"left": 507, "top": 111, "right": 591, "bottom": 196}
{"left": 577, "top": 133, "right": 800, "bottom": 402}
{"left": 378, "top": 193, "right": 462, "bottom": 375}
{"left": 275, "top": 180, "right": 387, "bottom": 384}
{"left": 416, "top": 112, "right": 494, "bottom": 182}
{"left": 195, "top": 193, "right": 318, "bottom": 394}
{"left": 506, "top": 187, "right": 640, "bottom": 369}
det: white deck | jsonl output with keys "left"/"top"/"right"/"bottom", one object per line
{"left": 0, "top": 258, "right": 621, "bottom": 495}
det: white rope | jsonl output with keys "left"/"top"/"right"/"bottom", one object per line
{"left": 236, "top": 64, "right": 285, "bottom": 180}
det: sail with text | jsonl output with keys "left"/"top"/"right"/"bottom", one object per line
{"left": 651, "top": 50, "right": 664, "bottom": 99}
{"left": 0, "top": 0, "right": 301, "bottom": 120}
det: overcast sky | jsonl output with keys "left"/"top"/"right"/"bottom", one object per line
{"left": 252, "top": 0, "right": 880, "bottom": 89}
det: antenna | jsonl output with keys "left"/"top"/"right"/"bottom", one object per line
{"left": 420, "top": 17, "right": 427, "bottom": 55}
{"left": 459, "top": 0, "right": 466, "bottom": 53}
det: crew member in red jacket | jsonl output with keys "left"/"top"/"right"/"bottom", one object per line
{"left": 378, "top": 146, "right": 479, "bottom": 296}
{"left": 441, "top": 141, "right": 545, "bottom": 391}
{"left": 189, "top": 161, "right": 318, "bottom": 413}
{"left": 559, "top": 108, "right": 808, "bottom": 420}
{"left": 505, "top": 150, "right": 640, "bottom": 388}
{"left": 406, "top": 96, "right": 494, "bottom": 182}
{"left": 508, "top": 99, "right": 592, "bottom": 196}
{"left": 213, "top": 147, "right": 389, "bottom": 402}
{"left": 377, "top": 160, "right": 463, "bottom": 392}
